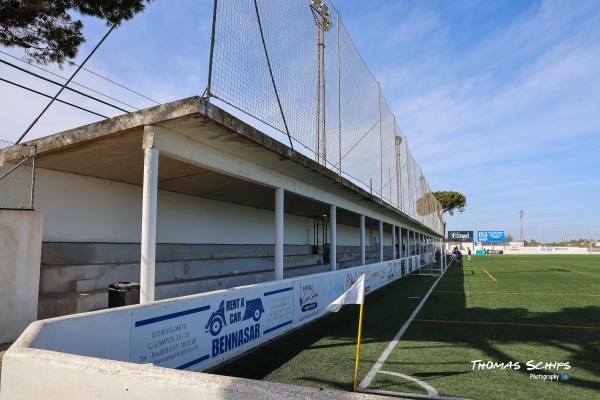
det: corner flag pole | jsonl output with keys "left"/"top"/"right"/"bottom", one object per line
{"left": 326, "top": 273, "right": 366, "bottom": 392}
{"left": 353, "top": 302, "right": 365, "bottom": 392}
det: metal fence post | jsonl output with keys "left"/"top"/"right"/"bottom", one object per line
{"left": 378, "top": 83, "right": 383, "bottom": 201}
{"left": 30, "top": 145, "right": 37, "bottom": 209}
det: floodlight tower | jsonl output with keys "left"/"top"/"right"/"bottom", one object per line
{"left": 519, "top": 209, "right": 523, "bottom": 242}
{"left": 310, "top": 0, "right": 332, "bottom": 166}
{"left": 395, "top": 135, "right": 403, "bottom": 211}
{"left": 417, "top": 170, "right": 426, "bottom": 222}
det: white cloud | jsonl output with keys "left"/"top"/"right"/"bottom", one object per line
{"left": 2, "top": 0, "right": 599, "bottom": 240}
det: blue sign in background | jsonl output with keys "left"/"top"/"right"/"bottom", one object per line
{"left": 477, "top": 231, "right": 505, "bottom": 242}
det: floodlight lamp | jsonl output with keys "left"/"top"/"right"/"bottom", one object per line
{"left": 310, "top": 0, "right": 322, "bottom": 10}
{"left": 318, "top": 3, "right": 329, "bottom": 17}
{"left": 325, "top": 20, "right": 332, "bottom": 31}
{"left": 395, "top": 136, "right": 403, "bottom": 143}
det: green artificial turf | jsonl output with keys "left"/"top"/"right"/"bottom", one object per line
{"left": 213, "top": 255, "right": 600, "bottom": 399}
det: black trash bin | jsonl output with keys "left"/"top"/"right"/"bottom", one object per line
{"left": 108, "top": 282, "right": 140, "bottom": 308}
{"left": 323, "top": 245, "right": 330, "bottom": 264}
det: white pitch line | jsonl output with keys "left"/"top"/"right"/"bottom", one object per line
{"left": 368, "top": 371, "right": 474, "bottom": 400}
{"left": 378, "top": 370, "right": 439, "bottom": 396}
{"left": 358, "top": 270, "right": 446, "bottom": 390}
{"left": 362, "top": 387, "right": 474, "bottom": 400}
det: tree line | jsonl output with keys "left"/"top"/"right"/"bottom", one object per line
{"left": 504, "top": 235, "right": 597, "bottom": 247}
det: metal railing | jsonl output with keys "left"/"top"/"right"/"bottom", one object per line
{"left": 207, "top": 0, "right": 443, "bottom": 235}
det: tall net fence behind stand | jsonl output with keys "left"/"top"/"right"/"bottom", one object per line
{"left": 0, "top": 140, "right": 37, "bottom": 210}
{"left": 208, "top": 0, "right": 444, "bottom": 235}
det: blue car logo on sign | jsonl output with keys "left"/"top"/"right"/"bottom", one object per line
{"left": 205, "top": 298, "right": 264, "bottom": 337}
{"left": 242, "top": 298, "right": 264, "bottom": 322}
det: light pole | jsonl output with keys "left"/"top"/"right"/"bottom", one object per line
{"left": 519, "top": 210, "right": 523, "bottom": 242}
{"left": 310, "top": 0, "right": 332, "bottom": 166}
{"left": 542, "top": 226, "right": 544, "bottom": 247}
{"left": 395, "top": 135, "right": 402, "bottom": 211}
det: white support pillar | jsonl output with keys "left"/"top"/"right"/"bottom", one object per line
{"left": 414, "top": 231, "right": 417, "bottom": 255}
{"left": 379, "top": 220, "right": 384, "bottom": 262}
{"left": 420, "top": 233, "right": 423, "bottom": 267}
{"left": 330, "top": 205, "right": 337, "bottom": 271}
{"left": 428, "top": 236, "right": 431, "bottom": 255}
{"left": 442, "top": 241, "right": 447, "bottom": 271}
{"left": 141, "top": 146, "right": 159, "bottom": 304}
{"left": 439, "top": 241, "right": 442, "bottom": 268}
{"left": 275, "top": 188, "right": 284, "bottom": 280}
{"left": 392, "top": 225, "right": 396, "bottom": 260}
{"left": 418, "top": 232, "right": 422, "bottom": 267}
{"left": 360, "top": 214, "right": 366, "bottom": 265}
{"left": 429, "top": 236, "right": 432, "bottom": 259}
{"left": 399, "top": 224, "right": 403, "bottom": 257}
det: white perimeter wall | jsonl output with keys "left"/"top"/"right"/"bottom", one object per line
{"left": 504, "top": 246, "right": 596, "bottom": 255}
{"left": 36, "top": 169, "right": 399, "bottom": 245}
{"left": 0, "top": 260, "right": 417, "bottom": 400}
{"left": 0, "top": 210, "right": 43, "bottom": 343}
{"left": 448, "top": 242, "right": 599, "bottom": 255}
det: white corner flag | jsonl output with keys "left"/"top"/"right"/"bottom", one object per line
{"left": 327, "top": 273, "right": 366, "bottom": 313}
{"left": 326, "top": 273, "right": 368, "bottom": 391}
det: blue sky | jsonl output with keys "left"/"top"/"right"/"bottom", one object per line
{"left": 1, "top": 0, "right": 599, "bottom": 243}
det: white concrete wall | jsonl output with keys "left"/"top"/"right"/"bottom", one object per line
{"left": 447, "top": 243, "right": 599, "bottom": 255}
{"left": 35, "top": 169, "right": 313, "bottom": 244}
{"left": 0, "top": 260, "right": 413, "bottom": 400}
{"left": 335, "top": 223, "right": 393, "bottom": 246}
{"left": 503, "top": 246, "right": 597, "bottom": 255}
{"left": 35, "top": 168, "right": 398, "bottom": 246}
{"left": 0, "top": 210, "right": 43, "bottom": 343}
{"left": 0, "top": 349, "right": 388, "bottom": 400}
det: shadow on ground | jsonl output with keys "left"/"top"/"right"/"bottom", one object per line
{"left": 213, "top": 258, "right": 600, "bottom": 397}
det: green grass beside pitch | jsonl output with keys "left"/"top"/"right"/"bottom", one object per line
{"left": 372, "top": 255, "right": 600, "bottom": 400}
{"left": 213, "top": 255, "right": 600, "bottom": 399}
{"left": 212, "top": 274, "right": 439, "bottom": 392}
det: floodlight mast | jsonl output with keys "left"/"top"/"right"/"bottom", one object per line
{"left": 310, "top": 0, "right": 332, "bottom": 166}
{"left": 519, "top": 209, "right": 523, "bottom": 242}
{"left": 419, "top": 171, "right": 426, "bottom": 218}
{"left": 395, "top": 135, "right": 403, "bottom": 211}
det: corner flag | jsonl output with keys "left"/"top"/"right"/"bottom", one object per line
{"left": 326, "top": 273, "right": 366, "bottom": 391}
{"left": 326, "top": 273, "right": 365, "bottom": 312}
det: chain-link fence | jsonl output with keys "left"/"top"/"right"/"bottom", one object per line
{"left": 0, "top": 140, "right": 36, "bottom": 210}
{"left": 207, "top": 0, "right": 443, "bottom": 235}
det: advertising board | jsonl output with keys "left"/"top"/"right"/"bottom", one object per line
{"left": 447, "top": 231, "right": 474, "bottom": 242}
{"left": 477, "top": 231, "right": 505, "bottom": 242}
{"left": 128, "top": 257, "right": 418, "bottom": 371}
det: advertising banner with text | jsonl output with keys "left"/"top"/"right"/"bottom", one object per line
{"left": 477, "top": 231, "right": 505, "bottom": 242}
{"left": 129, "top": 256, "right": 423, "bottom": 372}
{"left": 447, "top": 231, "right": 474, "bottom": 242}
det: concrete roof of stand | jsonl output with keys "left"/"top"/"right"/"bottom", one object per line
{"left": 4, "top": 96, "right": 439, "bottom": 236}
